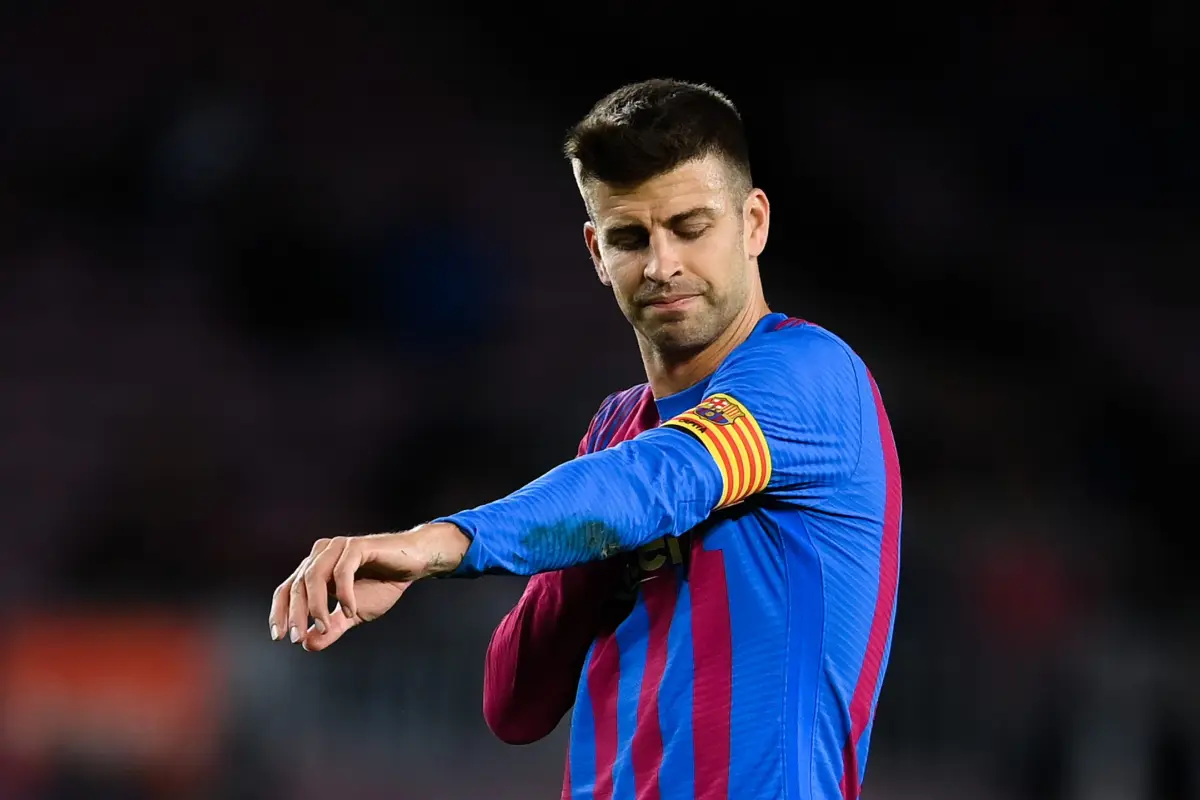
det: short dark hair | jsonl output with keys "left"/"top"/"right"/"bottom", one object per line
{"left": 564, "top": 79, "right": 752, "bottom": 196}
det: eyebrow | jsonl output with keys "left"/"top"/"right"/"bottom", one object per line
{"left": 603, "top": 206, "right": 717, "bottom": 238}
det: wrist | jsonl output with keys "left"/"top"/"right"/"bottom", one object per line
{"left": 405, "top": 522, "right": 471, "bottom": 578}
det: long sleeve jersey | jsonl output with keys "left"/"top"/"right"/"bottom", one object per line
{"left": 440, "top": 313, "right": 902, "bottom": 800}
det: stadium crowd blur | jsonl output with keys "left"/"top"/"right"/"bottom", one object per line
{"left": 0, "top": 4, "right": 1196, "bottom": 799}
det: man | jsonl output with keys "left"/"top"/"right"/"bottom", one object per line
{"left": 269, "top": 79, "right": 902, "bottom": 799}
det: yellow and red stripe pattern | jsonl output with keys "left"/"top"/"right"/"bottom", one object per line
{"left": 662, "top": 393, "right": 773, "bottom": 509}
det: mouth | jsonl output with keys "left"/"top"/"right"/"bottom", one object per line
{"left": 643, "top": 294, "right": 701, "bottom": 312}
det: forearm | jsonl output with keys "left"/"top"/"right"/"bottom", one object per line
{"left": 439, "top": 431, "right": 720, "bottom": 576}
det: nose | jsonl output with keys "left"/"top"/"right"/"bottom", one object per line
{"left": 644, "top": 228, "right": 684, "bottom": 283}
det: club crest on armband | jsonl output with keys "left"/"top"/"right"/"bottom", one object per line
{"left": 694, "top": 395, "right": 746, "bottom": 426}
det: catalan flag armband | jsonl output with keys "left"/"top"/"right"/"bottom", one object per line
{"left": 661, "top": 393, "right": 773, "bottom": 509}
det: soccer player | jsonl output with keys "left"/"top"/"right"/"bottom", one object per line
{"left": 269, "top": 79, "right": 902, "bottom": 800}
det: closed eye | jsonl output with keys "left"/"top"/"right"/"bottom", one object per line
{"left": 608, "top": 229, "right": 649, "bottom": 251}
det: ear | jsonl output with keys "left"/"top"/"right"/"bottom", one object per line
{"left": 583, "top": 221, "right": 611, "bottom": 286}
{"left": 743, "top": 188, "right": 770, "bottom": 259}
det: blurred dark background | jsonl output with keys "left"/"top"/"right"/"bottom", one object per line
{"left": 0, "top": 2, "right": 1196, "bottom": 798}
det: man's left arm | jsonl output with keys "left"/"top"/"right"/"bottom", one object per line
{"left": 278, "top": 326, "right": 869, "bottom": 645}
{"left": 439, "top": 327, "right": 866, "bottom": 577}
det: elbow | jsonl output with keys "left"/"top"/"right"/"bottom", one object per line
{"left": 483, "top": 693, "right": 555, "bottom": 745}
{"left": 482, "top": 661, "right": 562, "bottom": 745}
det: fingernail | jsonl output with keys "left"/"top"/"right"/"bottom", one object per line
{"left": 314, "top": 618, "right": 326, "bottom": 634}
{"left": 271, "top": 624, "right": 279, "bottom": 641}
{"left": 290, "top": 626, "right": 299, "bottom": 643}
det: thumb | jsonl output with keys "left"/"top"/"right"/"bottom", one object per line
{"left": 301, "top": 603, "right": 358, "bottom": 652}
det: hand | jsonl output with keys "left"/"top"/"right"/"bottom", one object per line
{"left": 268, "top": 523, "right": 470, "bottom": 651}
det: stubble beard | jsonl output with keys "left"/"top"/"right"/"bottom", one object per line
{"left": 636, "top": 282, "right": 748, "bottom": 365}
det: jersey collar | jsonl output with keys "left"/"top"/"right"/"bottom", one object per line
{"left": 653, "top": 312, "right": 787, "bottom": 421}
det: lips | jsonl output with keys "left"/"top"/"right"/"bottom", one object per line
{"left": 644, "top": 294, "right": 700, "bottom": 307}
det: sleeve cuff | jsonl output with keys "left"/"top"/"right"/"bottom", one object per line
{"left": 432, "top": 514, "right": 491, "bottom": 578}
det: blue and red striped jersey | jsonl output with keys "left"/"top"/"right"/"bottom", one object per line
{"left": 443, "top": 312, "right": 902, "bottom": 799}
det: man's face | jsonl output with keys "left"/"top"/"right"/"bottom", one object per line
{"left": 581, "top": 155, "right": 768, "bottom": 356}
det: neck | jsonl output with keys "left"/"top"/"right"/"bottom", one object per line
{"left": 640, "top": 294, "right": 771, "bottom": 398}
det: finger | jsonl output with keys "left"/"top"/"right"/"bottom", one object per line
{"left": 292, "top": 538, "right": 332, "bottom": 641}
{"left": 269, "top": 574, "right": 294, "bottom": 641}
{"left": 301, "top": 603, "right": 357, "bottom": 652}
{"left": 271, "top": 539, "right": 330, "bottom": 641}
{"left": 305, "top": 537, "right": 348, "bottom": 636}
{"left": 288, "top": 555, "right": 315, "bottom": 643}
{"left": 332, "top": 539, "right": 364, "bottom": 619}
